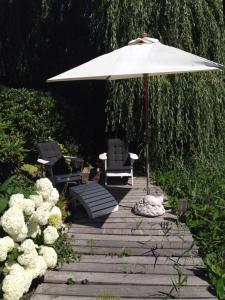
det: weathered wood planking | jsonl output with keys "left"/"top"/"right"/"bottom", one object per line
{"left": 60, "top": 262, "right": 204, "bottom": 275}
{"left": 44, "top": 271, "right": 209, "bottom": 286}
{"left": 34, "top": 284, "right": 217, "bottom": 298}
{"left": 32, "top": 177, "right": 217, "bottom": 300}
{"left": 32, "top": 296, "right": 216, "bottom": 300}
{"left": 72, "top": 246, "right": 198, "bottom": 257}
{"left": 76, "top": 254, "right": 203, "bottom": 265}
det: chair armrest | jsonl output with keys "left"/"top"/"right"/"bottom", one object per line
{"left": 99, "top": 153, "right": 107, "bottom": 160}
{"left": 64, "top": 156, "right": 84, "bottom": 170}
{"left": 129, "top": 153, "right": 138, "bottom": 160}
{"left": 37, "top": 158, "right": 53, "bottom": 166}
{"left": 64, "top": 156, "right": 84, "bottom": 163}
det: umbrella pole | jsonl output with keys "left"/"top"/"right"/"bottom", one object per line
{"left": 143, "top": 74, "right": 150, "bottom": 195}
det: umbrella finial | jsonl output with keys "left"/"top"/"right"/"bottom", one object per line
{"left": 141, "top": 32, "right": 148, "bottom": 38}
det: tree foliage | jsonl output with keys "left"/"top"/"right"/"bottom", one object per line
{"left": 0, "top": 0, "right": 92, "bottom": 87}
{"left": 90, "top": 0, "right": 225, "bottom": 168}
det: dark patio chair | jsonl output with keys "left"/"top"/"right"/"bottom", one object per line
{"left": 37, "top": 141, "right": 83, "bottom": 186}
{"left": 99, "top": 138, "right": 138, "bottom": 185}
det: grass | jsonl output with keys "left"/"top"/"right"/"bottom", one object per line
{"left": 96, "top": 290, "right": 122, "bottom": 300}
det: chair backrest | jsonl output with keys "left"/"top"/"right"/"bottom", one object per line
{"left": 107, "top": 138, "right": 130, "bottom": 169}
{"left": 37, "top": 141, "right": 62, "bottom": 162}
{"left": 37, "top": 141, "right": 69, "bottom": 175}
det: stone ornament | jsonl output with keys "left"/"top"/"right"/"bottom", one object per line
{"left": 133, "top": 195, "right": 165, "bottom": 217}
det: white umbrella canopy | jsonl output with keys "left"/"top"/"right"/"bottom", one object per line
{"left": 47, "top": 35, "right": 224, "bottom": 194}
{"left": 47, "top": 37, "right": 224, "bottom": 82}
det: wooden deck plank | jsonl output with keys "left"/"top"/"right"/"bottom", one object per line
{"left": 32, "top": 296, "right": 217, "bottom": 300}
{"left": 71, "top": 238, "right": 195, "bottom": 249}
{"left": 68, "top": 233, "right": 193, "bottom": 242}
{"left": 71, "top": 216, "right": 179, "bottom": 223}
{"left": 73, "top": 210, "right": 176, "bottom": 218}
{"left": 34, "top": 283, "right": 216, "bottom": 298}
{"left": 60, "top": 262, "right": 204, "bottom": 275}
{"left": 44, "top": 271, "right": 209, "bottom": 286}
{"left": 72, "top": 245, "right": 198, "bottom": 256}
{"left": 70, "top": 222, "right": 187, "bottom": 230}
{"left": 32, "top": 177, "right": 216, "bottom": 299}
{"left": 77, "top": 254, "right": 203, "bottom": 265}
{"left": 68, "top": 227, "right": 189, "bottom": 236}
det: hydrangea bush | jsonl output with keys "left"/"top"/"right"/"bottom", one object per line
{"left": 0, "top": 178, "right": 63, "bottom": 300}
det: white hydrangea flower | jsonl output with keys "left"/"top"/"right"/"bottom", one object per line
{"left": 39, "top": 246, "right": 57, "bottom": 268}
{"left": 31, "top": 202, "right": 52, "bottom": 226}
{"left": 11, "top": 224, "right": 28, "bottom": 242}
{"left": 0, "top": 236, "right": 15, "bottom": 262}
{"left": 17, "top": 249, "right": 39, "bottom": 268}
{"left": 22, "top": 198, "right": 35, "bottom": 216}
{"left": 50, "top": 206, "right": 62, "bottom": 218}
{"left": 19, "top": 239, "right": 38, "bottom": 253}
{"left": 2, "top": 264, "right": 32, "bottom": 300}
{"left": 48, "top": 206, "right": 62, "bottom": 228}
{"left": 46, "top": 188, "right": 59, "bottom": 205}
{"left": 43, "top": 226, "right": 59, "bottom": 245}
{"left": 4, "top": 262, "right": 22, "bottom": 275}
{"left": 35, "top": 178, "right": 53, "bottom": 201}
{"left": 1, "top": 207, "right": 28, "bottom": 241}
{"left": 29, "top": 194, "right": 43, "bottom": 208}
{"left": 9, "top": 194, "right": 35, "bottom": 216}
{"left": 27, "top": 255, "right": 47, "bottom": 280}
{"left": 18, "top": 240, "right": 39, "bottom": 267}
{"left": 9, "top": 194, "right": 24, "bottom": 208}
{"left": 27, "top": 221, "right": 41, "bottom": 238}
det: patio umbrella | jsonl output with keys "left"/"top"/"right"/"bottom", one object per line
{"left": 47, "top": 34, "right": 224, "bottom": 195}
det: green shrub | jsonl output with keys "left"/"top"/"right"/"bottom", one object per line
{"left": 0, "top": 116, "right": 25, "bottom": 181}
{"left": 20, "top": 163, "right": 42, "bottom": 180}
{"left": 0, "top": 87, "right": 65, "bottom": 160}
{"left": 53, "top": 231, "right": 81, "bottom": 266}
{"left": 0, "top": 174, "right": 36, "bottom": 215}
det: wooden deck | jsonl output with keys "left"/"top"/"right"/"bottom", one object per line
{"left": 32, "top": 177, "right": 217, "bottom": 300}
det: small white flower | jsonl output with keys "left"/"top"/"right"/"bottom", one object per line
{"left": 50, "top": 206, "right": 62, "bottom": 218}
{"left": 43, "top": 226, "right": 59, "bottom": 245}
{"left": 0, "top": 236, "right": 14, "bottom": 262}
{"left": 48, "top": 206, "right": 62, "bottom": 228}
{"left": 31, "top": 202, "right": 52, "bottom": 226}
{"left": 11, "top": 224, "right": 28, "bottom": 242}
{"left": 9, "top": 194, "right": 24, "bottom": 208}
{"left": 27, "top": 255, "right": 47, "bottom": 279}
{"left": 29, "top": 194, "right": 43, "bottom": 208}
{"left": 35, "top": 178, "right": 53, "bottom": 201}
{"left": 9, "top": 194, "right": 35, "bottom": 215}
{"left": 1, "top": 207, "right": 28, "bottom": 241}
{"left": 39, "top": 246, "right": 57, "bottom": 268}
{"left": 22, "top": 198, "right": 35, "bottom": 216}
{"left": 19, "top": 239, "right": 38, "bottom": 253}
{"left": 2, "top": 264, "right": 33, "bottom": 300}
{"left": 46, "top": 188, "right": 59, "bottom": 205}
{"left": 17, "top": 249, "right": 39, "bottom": 268}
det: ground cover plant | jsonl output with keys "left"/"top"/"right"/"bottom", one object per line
{"left": 154, "top": 154, "right": 225, "bottom": 299}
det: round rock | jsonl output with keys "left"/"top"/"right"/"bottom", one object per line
{"left": 133, "top": 195, "right": 165, "bottom": 217}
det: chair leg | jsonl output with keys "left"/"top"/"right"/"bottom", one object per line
{"left": 105, "top": 174, "right": 107, "bottom": 185}
{"left": 131, "top": 169, "right": 134, "bottom": 186}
